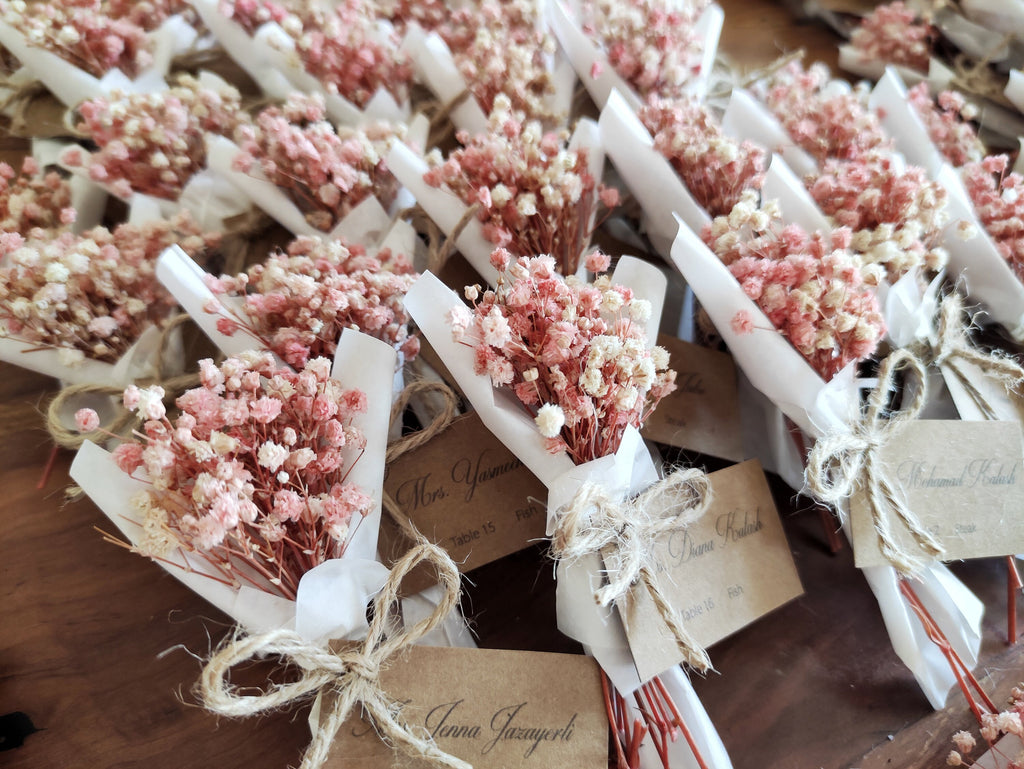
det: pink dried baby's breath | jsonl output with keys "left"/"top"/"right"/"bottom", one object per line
{"left": 703, "top": 192, "right": 886, "bottom": 380}
{"left": 907, "top": 84, "right": 984, "bottom": 168}
{"left": 754, "top": 61, "right": 890, "bottom": 166}
{"left": 579, "top": 0, "right": 709, "bottom": 100}
{"left": 0, "top": 156, "right": 76, "bottom": 234}
{"left": 70, "top": 74, "right": 246, "bottom": 200}
{"left": 0, "top": 212, "right": 217, "bottom": 364}
{"left": 233, "top": 94, "right": 402, "bottom": 232}
{"left": 449, "top": 251, "right": 676, "bottom": 464}
{"left": 849, "top": 1, "right": 934, "bottom": 73}
{"left": 205, "top": 235, "right": 419, "bottom": 368}
{"left": 222, "top": 0, "right": 413, "bottom": 107}
{"left": 438, "top": 0, "right": 559, "bottom": 123}
{"left": 424, "top": 102, "right": 619, "bottom": 275}
{"left": 962, "top": 155, "right": 1024, "bottom": 281}
{"left": 639, "top": 94, "right": 765, "bottom": 218}
{"left": 108, "top": 353, "right": 373, "bottom": 599}
{"left": 0, "top": 0, "right": 152, "bottom": 77}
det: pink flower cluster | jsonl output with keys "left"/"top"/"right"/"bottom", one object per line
{"left": 962, "top": 155, "right": 1024, "bottom": 280}
{"left": 99, "top": 353, "right": 372, "bottom": 599}
{"left": 849, "top": 1, "right": 934, "bottom": 73}
{"left": 439, "top": 0, "right": 560, "bottom": 123}
{"left": 755, "top": 61, "right": 890, "bottom": 166}
{"left": 704, "top": 191, "right": 886, "bottom": 381}
{"left": 448, "top": 250, "right": 676, "bottom": 464}
{"left": 0, "top": 157, "right": 76, "bottom": 234}
{"left": 66, "top": 74, "right": 245, "bottom": 200}
{"left": 946, "top": 683, "right": 1024, "bottom": 765}
{"left": 379, "top": 0, "right": 448, "bottom": 33}
{"left": 579, "top": 0, "right": 708, "bottom": 100}
{"left": 105, "top": 0, "right": 193, "bottom": 31}
{"left": 908, "top": 84, "right": 985, "bottom": 168}
{"left": 424, "top": 98, "right": 619, "bottom": 275}
{"left": 0, "top": 212, "right": 216, "bottom": 364}
{"left": 0, "top": 0, "right": 152, "bottom": 77}
{"left": 233, "top": 94, "right": 401, "bottom": 232}
{"left": 221, "top": 0, "right": 413, "bottom": 108}
{"left": 809, "top": 153, "right": 950, "bottom": 279}
{"left": 639, "top": 94, "right": 765, "bottom": 217}
{"left": 204, "top": 235, "right": 420, "bottom": 368}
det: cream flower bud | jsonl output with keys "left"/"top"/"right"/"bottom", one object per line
{"left": 534, "top": 403, "right": 565, "bottom": 438}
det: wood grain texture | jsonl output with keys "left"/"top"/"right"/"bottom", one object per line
{"left": 3, "top": 3, "right": 1021, "bottom": 769}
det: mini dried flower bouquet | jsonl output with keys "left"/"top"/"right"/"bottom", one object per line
{"left": 71, "top": 331, "right": 397, "bottom": 641}
{"left": 406, "top": 248, "right": 739, "bottom": 769}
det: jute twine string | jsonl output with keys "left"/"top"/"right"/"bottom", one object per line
{"left": 424, "top": 89, "right": 472, "bottom": 150}
{"left": 928, "top": 292, "right": 1024, "bottom": 420}
{"left": 398, "top": 202, "right": 481, "bottom": 274}
{"left": 383, "top": 379, "right": 460, "bottom": 542}
{"left": 805, "top": 349, "right": 944, "bottom": 576}
{"left": 198, "top": 538, "right": 470, "bottom": 769}
{"left": 707, "top": 48, "right": 805, "bottom": 102}
{"left": 219, "top": 208, "right": 278, "bottom": 277}
{"left": 551, "top": 467, "right": 714, "bottom": 673}
{"left": 46, "top": 314, "right": 200, "bottom": 449}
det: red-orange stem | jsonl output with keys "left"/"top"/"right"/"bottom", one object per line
{"left": 37, "top": 444, "right": 59, "bottom": 490}
{"left": 900, "top": 579, "right": 998, "bottom": 727}
{"left": 654, "top": 675, "right": 711, "bottom": 769}
{"left": 1008, "top": 556, "right": 1022, "bottom": 646}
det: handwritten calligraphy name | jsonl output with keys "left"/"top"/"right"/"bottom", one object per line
{"left": 896, "top": 459, "right": 1019, "bottom": 490}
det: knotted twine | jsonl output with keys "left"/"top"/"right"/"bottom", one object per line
{"left": 199, "top": 538, "right": 470, "bottom": 769}
{"left": 805, "top": 349, "right": 944, "bottom": 576}
{"left": 928, "top": 292, "right": 1024, "bottom": 420}
{"left": 383, "top": 378, "right": 461, "bottom": 542}
{"left": 550, "top": 467, "right": 714, "bottom": 673}
{"left": 397, "top": 202, "right": 481, "bottom": 275}
{"left": 46, "top": 313, "right": 200, "bottom": 449}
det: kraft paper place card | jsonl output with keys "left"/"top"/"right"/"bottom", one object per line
{"left": 851, "top": 420, "right": 1024, "bottom": 568}
{"left": 617, "top": 460, "right": 803, "bottom": 683}
{"left": 324, "top": 646, "right": 607, "bottom": 769}
{"left": 380, "top": 413, "right": 548, "bottom": 588}
{"left": 641, "top": 334, "right": 745, "bottom": 462}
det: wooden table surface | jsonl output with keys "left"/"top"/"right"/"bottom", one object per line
{"left": 3, "top": 2, "right": 1021, "bottom": 768}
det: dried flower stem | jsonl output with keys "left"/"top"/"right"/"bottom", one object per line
{"left": 1008, "top": 556, "right": 1023, "bottom": 646}
{"left": 900, "top": 578, "right": 998, "bottom": 726}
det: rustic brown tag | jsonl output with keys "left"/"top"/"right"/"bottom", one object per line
{"left": 323, "top": 646, "right": 607, "bottom": 769}
{"left": 617, "top": 460, "right": 803, "bottom": 683}
{"left": 641, "top": 334, "right": 744, "bottom": 462}
{"left": 380, "top": 413, "right": 548, "bottom": 592}
{"left": 851, "top": 420, "right": 1024, "bottom": 568}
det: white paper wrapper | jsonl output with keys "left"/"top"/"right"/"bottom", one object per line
{"left": 720, "top": 88, "right": 818, "bottom": 180}
{"left": 190, "top": 0, "right": 299, "bottom": 102}
{"left": 868, "top": 69, "right": 946, "bottom": 178}
{"left": 962, "top": 0, "right": 1024, "bottom": 39}
{"left": 0, "top": 13, "right": 194, "bottom": 107}
{"left": 600, "top": 88, "right": 710, "bottom": 259}
{"left": 669, "top": 219, "right": 983, "bottom": 709}
{"left": 401, "top": 25, "right": 489, "bottom": 136}
{"left": 938, "top": 163, "right": 1024, "bottom": 339}
{"left": 69, "top": 328, "right": 396, "bottom": 643}
{"left": 548, "top": 0, "right": 723, "bottom": 111}
{"left": 837, "top": 45, "right": 954, "bottom": 92}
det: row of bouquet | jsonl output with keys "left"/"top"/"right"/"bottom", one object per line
{"left": 3, "top": 0, "right": 1024, "bottom": 768}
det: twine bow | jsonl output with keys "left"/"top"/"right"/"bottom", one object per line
{"left": 199, "top": 539, "right": 470, "bottom": 769}
{"left": 930, "top": 292, "right": 1024, "bottom": 420}
{"left": 805, "top": 349, "right": 944, "bottom": 576}
{"left": 551, "top": 468, "right": 714, "bottom": 673}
